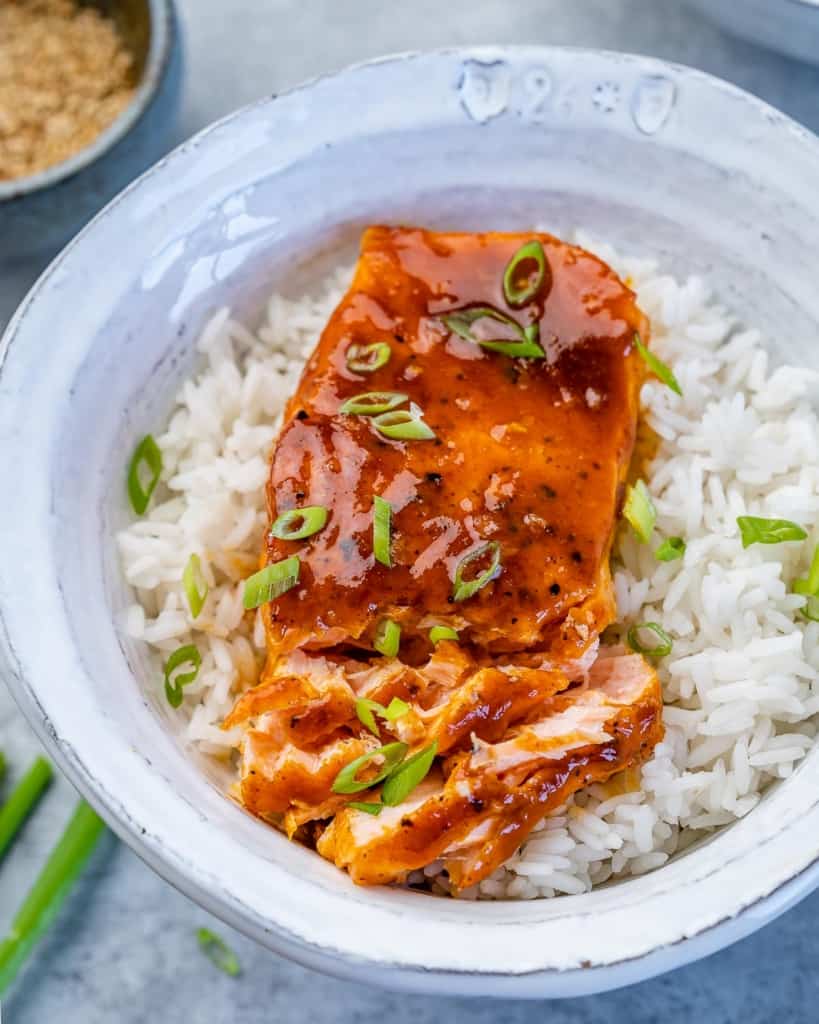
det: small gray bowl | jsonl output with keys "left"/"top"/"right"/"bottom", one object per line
{"left": 0, "top": 0, "right": 181, "bottom": 262}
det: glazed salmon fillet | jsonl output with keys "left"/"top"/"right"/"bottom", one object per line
{"left": 226, "top": 226, "right": 663, "bottom": 890}
{"left": 316, "top": 651, "right": 663, "bottom": 889}
{"left": 262, "top": 226, "right": 647, "bottom": 658}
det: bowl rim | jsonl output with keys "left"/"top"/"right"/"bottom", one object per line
{"left": 0, "top": 0, "right": 176, "bottom": 203}
{"left": 3, "top": 44, "right": 819, "bottom": 998}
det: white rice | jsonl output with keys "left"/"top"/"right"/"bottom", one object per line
{"left": 117, "top": 234, "right": 819, "bottom": 898}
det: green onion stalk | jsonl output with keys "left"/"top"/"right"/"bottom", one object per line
{"left": 0, "top": 800, "right": 105, "bottom": 995}
{"left": 0, "top": 757, "right": 52, "bottom": 860}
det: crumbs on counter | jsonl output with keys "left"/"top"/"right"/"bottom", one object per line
{"left": 0, "top": 0, "right": 136, "bottom": 182}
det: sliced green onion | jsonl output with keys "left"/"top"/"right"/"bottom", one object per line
{"left": 270, "top": 506, "right": 328, "bottom": 541}
{"left": 372, "top": 408, "right": 436, "bottom": 441}
{"left": 355, "top": 696, "right": 409, "bottom": 736}
{"left": 737, "top": 516, "right": 807, "bottom": 549}
{"left": 355, "top": 698, "right": 383, "bottom": 737}
{"left": 480, "top": 328, "right": 544, "bottom": 358}
{"left": 503, "top": 240, "right": 548, "bottom": 307}
{"left": 373, "top": 496, "right": 392, "bottom": 568}
{"left": 452, "top": 541, "right": 502, "bottom": 602}
{"left": 793, "top": 547, "right": 819, "bottom": 595}
{"left": 0, "top": 757, "right": 52, "bottom": 861}
{"left": 806, "top": 545, "right": 819, "bottom": 593}
{"left": 623, "top": 480, "right": 656, "bottom": 543}
{"left": 655, "top": 537, "right": 686, "bottom": 562}
{"left": 196, "top": 928, "right": 241, "bottom": 977}
{"left": 347, "top": 801, "right": 383, "bottom": 815}
{"left": 382, "top": 740, "right": 438, "bottom": 807}
{"left": 182, "top": 553, "right": 208, "bottom": 619}
{"left": 0, "top": 800, "right": 104, "bottom": 997}
{"left": 633, "top": 334, "right": 682, "bottom": 396}
{"left": 127, "top": 434, "right": 163, "bottom": 515}
{"left": 793, "top": 545, "right": 819, "bottom": 617}
{"left": 163, "top": 644, "right": 202, "bottom": 708}
{"left": 339, "top": 391, "right": 407, "bottom": 416}
{"left": 429, "top": 625, "right": 459, "bottom": 645}
{"left": 331, "top": 742, "right": 408, "bottom": 794}
{"left": 627, "top": 622, "right": 673, "bottom": 658}
{"left": 383, "top": 697, "right": 409, "bottom": 721}
{"left": 374, "top": 618, "right": 401, "bottom": 658}
{"left": 442, "top": 307, "right": 545, "bottom": 359}
{"left": 242, "top": 556, "right": 300, "bottom": 610}
{"left": 346, "top": 341, "right": 391, "bottom": 374}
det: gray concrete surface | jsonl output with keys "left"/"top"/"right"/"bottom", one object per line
{"left": 2, "top": 1, "right": 819, "bottom": 1020}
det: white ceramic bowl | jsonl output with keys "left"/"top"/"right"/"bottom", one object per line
{"left": 683, "top": 0, "right": 819, "bottom": 66}
{"left": 2, "top": 47, "right": 819, "bottom": 999}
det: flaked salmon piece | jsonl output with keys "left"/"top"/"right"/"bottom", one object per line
{"left": 238, "top": 730, "right": 377, "bottom": 818}
{"left": 227, "top": 640, "right": 585, "bottom": 747}
{"left": 230, "top": 646, "right": 580, "bottom": 824}
{"left": 316, "top": 653, "right": 662, "bottom": 889}
{"left": 257, "top": 227, "right": 645, "bottom": 660}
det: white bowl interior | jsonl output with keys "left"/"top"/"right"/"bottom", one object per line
{"left": 3, "top": 48, "right": 819, "bottom": 996}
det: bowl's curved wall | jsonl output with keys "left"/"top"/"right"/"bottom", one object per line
{"left": 2, "top": 48, "right": 819, "bottom": 998}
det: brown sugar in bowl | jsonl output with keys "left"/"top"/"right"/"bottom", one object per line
{"left": 0, "top": 0, "right": 180, "bottom": 261}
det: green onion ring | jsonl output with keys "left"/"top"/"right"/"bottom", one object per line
{"left": 442, "top": 307, "right": 545, "bottom": 359}
{"left": 655, "top": 537, "right": 686, "bottom": 562}
{"left": 452, "top": 541, "right": 502, "bottom": 602}
{"left": 331, "top": 742, "right": 408, "bottom": 794}
{"left": 381, "top": 740, "right": 439, "bottom": 807}
{"left": 806, "top": 544, "right": 819, "bottom": 593}
{"left": 502, "top": 240, "right": 548, "bottom": 307}
{"left": 242, "top": 556, "right": 300, "bottom": 610}
{"left": 372, "top": 408, "right": 436, "bottom": 441}
{"left": 163, "top": 644, "right": 202, "bottom": 708}
{"left": 347, "top": 801, "right": 383, "bottom": 815}
{"left": 794, "top": 544, "right": 819, "bottom": 598}
{"left": 346, "top": 341, "right": 391, "bottom": 374}
{"left": 339, "top": 391, "right": 407, "bottom": 416}
{"left": 373, "top": 495, "right": 392, "bottom": 567}
{"left": 429, "top": 625, "right": 459, "bottom": 644}
{"left": 623, "top": 480, "right": 656, "bottom": 544}
{"left": 355, "top": 698, "right": 384, "bottom": 737}
{"left": 127, "top": 434, "right": 163, "bottom": 515}
{"left": 355, "top": 696, "right": 410, "bottom": 737}
{"left": 627, "top": 622, "right": 673, "bottom": 658}
{"left": 803, "top": 595, "right": 819, "bottom": 622}
{"left": 196, "top": 928, "right": 241, "bottom": 977}
{"left": 374, "top": 618, "right": 401, "bottom": 657}
{"left": 737, "top": 516, "right": 807, "bottom": 548}
{"left": 270, "top": 505, "right": 328, "bottom": 541}
{"left": 633, "top": 333, "right": 682, "bottom": 396}
{"left": 182, "top": 553, "right": 209, "bottom": 619}
{"left": 383, "top": 697, "right": 409, "bottom": 721}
